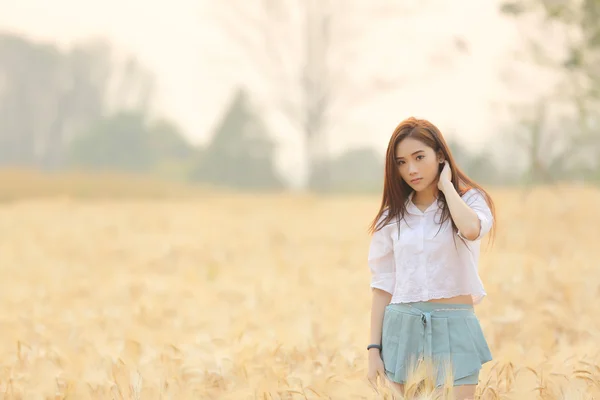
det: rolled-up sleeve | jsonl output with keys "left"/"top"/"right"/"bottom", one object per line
{"left": 458, "top": 189, "right": 493, "bottom": 241}
{"left": 368, "top": 223, "right": 396, "bottom": 294}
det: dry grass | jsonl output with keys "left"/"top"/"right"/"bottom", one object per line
{"left": 0, "top": 169, "right": 211, "bottom": 201}
{"left": 0, "top": 180, "right": 598, "bottom": 399}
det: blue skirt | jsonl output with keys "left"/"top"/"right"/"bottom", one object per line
{"left": 381, "top": 302, "right": 492, "bottom": 387}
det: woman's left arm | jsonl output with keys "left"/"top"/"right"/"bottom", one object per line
{"left": 440, "top": 180, "right": 481, "bottom": 240}
{"left": 437, "top": 162, "right": 482, "bottom": 241}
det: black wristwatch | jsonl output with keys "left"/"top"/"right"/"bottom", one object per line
{"left": 367, "top": 344, "right": 382, "bottom": 351}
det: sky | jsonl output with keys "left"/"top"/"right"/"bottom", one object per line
{"left": 0, "top": 0, "right": 540, "bottom": 186}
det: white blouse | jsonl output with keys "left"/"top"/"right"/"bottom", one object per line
{"left": 368, "top": 188, "right": 493, "bottom": 305}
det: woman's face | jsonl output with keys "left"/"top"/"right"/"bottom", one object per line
{"left": 394, "top": 137, "right": 442, "bottom": 192}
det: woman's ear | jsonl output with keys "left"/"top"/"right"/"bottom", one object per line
{"left": 437, "top": 151, "right": 445, "bottom": 164}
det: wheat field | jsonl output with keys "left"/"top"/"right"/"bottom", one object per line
{"left": 0, "top": 184, "right": 599, "bottom": 399}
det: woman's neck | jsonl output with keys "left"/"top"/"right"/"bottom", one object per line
{"left": 412, "top": 183, "right": 439, "bottom": 206}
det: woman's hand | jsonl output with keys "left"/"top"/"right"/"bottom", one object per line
{"left": 437, "top": 160, "right": 452, "bottom": 191}
{"left": 367, "top": 350, "right": 386, "bottom": 390}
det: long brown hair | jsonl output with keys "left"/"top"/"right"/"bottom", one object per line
{"left": 368, "top": 117, "right": 496, "bottom": 245}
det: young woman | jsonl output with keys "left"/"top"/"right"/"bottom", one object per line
{"left": 366, "top": 117, "right": 496, "bottom": 399}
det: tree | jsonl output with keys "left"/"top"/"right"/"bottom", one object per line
{"left": 67, "top": 111, "right": 153, "bottom": 172}
{"left": 0, "top": 32, "right": 155, "bottom": 169}
{"left": 190, "top": 88, "right": 284, "bottom": 190}
{"left": 200, "top": 0, "right": 466, "bottom": 191}
{"left": 312, "top": 146, "right": 384, "bottom": 193}
{"left": 447, "top": 139, "right": 504, "bottom": 185}
{"left": 66, "top": 111, "right": 194, "bottom": 175}
{"left": 499, "top": 0, "right": 600, "bottom": 183}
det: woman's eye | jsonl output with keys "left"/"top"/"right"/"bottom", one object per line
{"left": 416, "top": 155, "right": 424, "bottom": 160}
{"left": 397, "top": 161, "right": 404, "bottom": 166}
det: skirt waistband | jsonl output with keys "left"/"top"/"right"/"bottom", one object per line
{"left": 387, "top": 301, "right": 474, "bottom": 315}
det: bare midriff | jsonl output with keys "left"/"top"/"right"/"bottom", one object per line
{"left": 425, "top": 294, "right": 473, "bottom": 305}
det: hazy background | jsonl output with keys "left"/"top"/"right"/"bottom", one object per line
{"left": 1, "top": 2, "right": 600, "bottom": 398}
{"left": 1, "top": 0, "right": 597, "bottom": 193}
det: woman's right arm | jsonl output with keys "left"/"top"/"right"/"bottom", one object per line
{"left": 366, "top": 222, "right": 395, "bottom": 385}
{"left": 369, "top": 288, "right": 392, "bottom": 349}
{"left": 368, "top": 225, "right": 396, "bottom": 344}
{"left": 367, "top": 221, "right": 396, "bottom": 349}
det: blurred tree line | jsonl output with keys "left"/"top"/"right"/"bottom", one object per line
{"left": 500, "top": 0, "right": 600, "bottom": 184}
{"left": 1, "top": 8, "right": 598, "bottom": 194}
{"left": 0, "top": 32, "right": 285, "bottom": 189}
